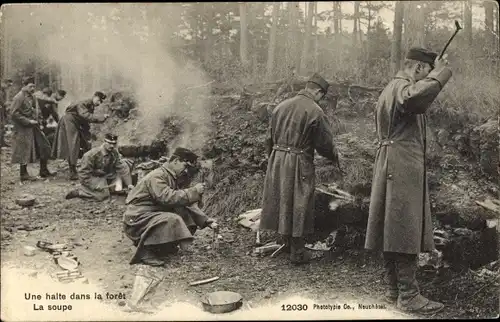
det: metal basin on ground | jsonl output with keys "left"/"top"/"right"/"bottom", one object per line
{"left": 201, "top": 291, "right": 243, "bottom": 314}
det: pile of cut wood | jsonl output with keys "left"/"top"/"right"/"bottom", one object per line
{"left": 236, "top": 184, "right": 355, "bottom": 232}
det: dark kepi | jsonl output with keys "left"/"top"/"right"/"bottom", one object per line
{"left": 406, "top": 47, "right": 438, "bottom": 65}
{"left": 104, "top": 133, "right": 118, "bottom": 144}
{"left": 94, "top": 91, "right": 107, "bottom": 100}
{"left": 22, "top": 76, "right": 35, "bottom": 86}
{"left": 172, "top": 147, "right": 199, "bottom": 164}
{"left": 307, "top": 73, "right": 330, "bottom": 92}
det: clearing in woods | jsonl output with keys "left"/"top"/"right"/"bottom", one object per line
{"left": 0, "top": 92, "right": 498, "bottom": 320}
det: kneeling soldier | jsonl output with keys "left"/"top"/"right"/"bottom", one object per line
{"left": 123, "top": 147, "right": 218, "bottom": 310}
{"left": 65, "top": 133, "right": 133, "bottom": 201}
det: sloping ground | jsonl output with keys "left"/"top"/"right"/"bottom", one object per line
{"left": 1, "top": 83, "right": 498, "bottom": 319}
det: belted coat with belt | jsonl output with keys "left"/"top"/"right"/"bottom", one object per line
{"left": 10, "top": 88, "right": 51, "bottom": 164}
{"left": 51, "top": 99, "right": 105, "bottom": 165}
{"left": 365, "top": 67, "right": 452, "bottom": 255}
{"left": 260, "top": 90, "right": 338, "bottom": 238}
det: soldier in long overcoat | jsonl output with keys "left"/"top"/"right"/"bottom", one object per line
{"left": 365, "top": 48, "right": 452, "bottom": 315}
{"left": 10, "top": 76, "right": 55, "bottom": 181}
{"left": 65, "top": 133, "right": 134, "bottom": 201}
{"left": 52, "top": 91, "right": 108, "bottom": 180}
{"left": 260, "top": 73, "right": 340, "bottom": 265}
{"left": 122, "top": 147, "right": 218, "bottom": 310}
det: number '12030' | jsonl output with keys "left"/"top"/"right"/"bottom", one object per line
{"left": 281, "top": 304, "right": 308, "bottom": 311}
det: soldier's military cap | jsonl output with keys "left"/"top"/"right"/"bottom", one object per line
{"left": 307, "top": 73, "right": 329, "bottom": 92}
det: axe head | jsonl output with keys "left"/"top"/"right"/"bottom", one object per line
{"left": 455, "top": 20, "right": 462, "bottom": 30}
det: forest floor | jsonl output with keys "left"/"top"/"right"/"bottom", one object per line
{"left": 1, "top": 89, "right": 498, "bottom": 320}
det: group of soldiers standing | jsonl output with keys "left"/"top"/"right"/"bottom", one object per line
{"left": 1, "top": 45, "right": 452, "bottom": 315}
{"left": 1, "top": 76, "right": 136, "bottom": 200}
{"left": 260, "top": 47, "right": 451, "bottom": 315}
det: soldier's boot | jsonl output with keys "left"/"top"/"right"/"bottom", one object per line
{"left": 290, "top": 237, "right": 312, "bottom": 265}
{"left": 20, "top": 164, "right": 37, "bottom": 182}
{"left": 127, "top": 264, "right": 165, "bottom": 311}
{"left": 141, "top": 247, "right": 165, "bottom": 267}
{"left": 276, "top": 235, "right": 291, "bottom": 255}
{"left": 69, "top": 164, "right": 78, "bottom": 181}
{"left": 396, "top": 254, "right": 444, "bottom": 315}
{"left": 65, "top": 189, "right": 80, "bottom": 199}
{"left": 39, "top": 159, "right": 56, "bottom": 177}
{"left": 383, "top": 253, "right": 399, "bottom": 304}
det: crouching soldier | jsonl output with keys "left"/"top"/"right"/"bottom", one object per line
{"left": 65, "top": 133, "right": 133, "bottom": 201}
{"left": 123, "top": 147, "right": 218, "bottom": 310}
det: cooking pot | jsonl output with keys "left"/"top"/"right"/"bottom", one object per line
{"left": 201, "top": 291, "right": 243, "bottom": 314}
{"left": 15, "top": 194, "right": 36, "bottom": 207}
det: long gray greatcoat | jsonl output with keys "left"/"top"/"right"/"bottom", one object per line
{"left": 77, "top": 145, "right": 133, "bottom": 201}
{"left": 123, "top": 164, "right": 208, "bottom": 264}
{"left": 10, "top": 89, "right": 51, "bottom": 164}
{"left": 260, "top": 90, "right": 338, "bottom": 238}
{"left": 51, "top": 99, "right": 105, "bottom": 165}
{"left": 365, "top": 67, "right": 452, "bottom": 255}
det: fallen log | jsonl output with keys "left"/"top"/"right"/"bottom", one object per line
{"left": 475, "top": 199, "right": 500, "bottom": 215}
{"left": 245, "top": 76, "right": 383, "bottom": 96}
{"left": 118, "top": 141, "right": 169, "bottom": 159}
{"left": 237, "top": 185, "right": 358, "bottom": 237}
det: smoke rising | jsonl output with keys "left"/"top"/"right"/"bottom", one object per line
{"left": 3, "top": 3, "right": 212, "bottom": 149}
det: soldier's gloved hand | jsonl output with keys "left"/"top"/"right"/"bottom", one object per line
{"left": 434, "top": 54, "right": 449, "bottom": 70}
{"left": 194, "top": 183, "right": 205, "bottom": 195}
{"left": 127, "top": 184, "right": 134, "bottom": 191}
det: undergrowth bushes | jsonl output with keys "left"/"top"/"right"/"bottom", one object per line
{"left": 430, "top": 72, "right": 499, "bottom": 130}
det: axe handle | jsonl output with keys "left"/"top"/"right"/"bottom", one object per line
{"left": 439, "top": 25, "right": 461, "bottom": 59}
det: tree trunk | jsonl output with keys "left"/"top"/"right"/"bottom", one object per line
{"left": 484, "top": 0, "right": 495, "bottom": 55}
{"left": 404, "top": 1, "right": 426, "bottom": 52}
{"left": 390, "top": 1, "right": 404, "bottom": 75}
{"left": 239, "top": 2, "right": 250, "bottom": 68}
{"left": 300, "top": 1, "right": 314, "bottom": 75}
{"left": 2, "top": 14, "right": 13, "bottom": 88}
{"left": 367, "top": 6, "right": 372, "bottom": 34}
{"left": 464, "top": 0, "right": 473, "bottom": 47}
{"left": 266, "top": 2, "right": 280, "bottom": 80}
{"left": 287, "top": 2, "right": 299, "bottom": 75}
{"left": 205, "top": 4, "right": 216, "bottom": 63}
{"left": 292, "top": 2, "right": 301, "bottom": 73}
{"left": 314, "top": 2, "right": 319, "bottom": 71}
{"left": 358, "top": 16, "right": 362, "bottom": 44}
{"left": 333, "top": 2, "right": 341, "bottom": 34}
{"left": 353, "top": 1, "right": 360, "bottom": 46}
{"left": 339, "top": 2, "right": 342, "bottom": 32}
{"left": 192, "top": 10, "right": 200, "bottom": 60}
{"left": 250, "top": 3, "right": 261, "bottom": 81}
